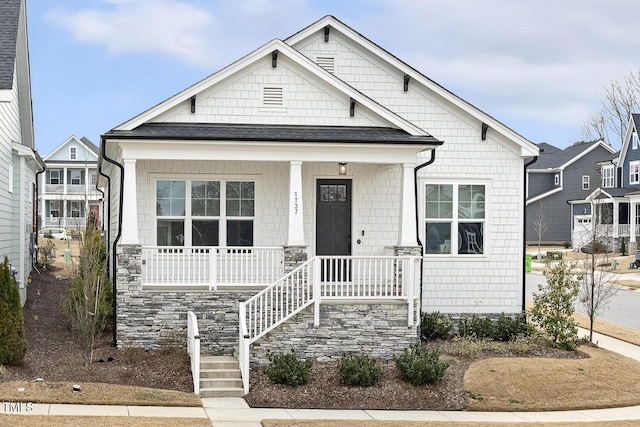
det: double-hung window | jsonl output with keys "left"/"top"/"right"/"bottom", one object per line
{"left": 425, "top": 183, "right": 485, "bottom": 255}
{"left": 156, "top": 179, "right": 255, "bottom": 247}
{"left": 602, "top": 165, "right": 614, "bottom": 188}
{"left": 630, "top": 161, "right": 640, "bottom": 185}
{"left": 582, "top": 175, "right": 590, "bottom": 190}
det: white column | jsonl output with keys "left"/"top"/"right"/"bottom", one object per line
{"left": 286, "top": 161, "right": 305, "bottom": 246}
{"left": 398, "top": 163, "right": 418, "bottom": 246}
{"left": 631, "top": 201, "right": 637, "bottom": 244}
{"left": 121, "top": 158, "right": 139, "bottom": 244}
{"left": 613, "top": 200, "right": 619, "bottom": 238}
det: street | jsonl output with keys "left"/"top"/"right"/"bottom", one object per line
{"left": 526, "top": 272, "right": 640, "bottom": 330}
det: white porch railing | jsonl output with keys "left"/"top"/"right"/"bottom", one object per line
{"left": 141, "top": 246, "right": 284, "bottom": 289}
{"left": 238, "top": 255, "right": 419, "bottom": 394}
{"left": 186, "top": 311, "right": 200, "bottom": 394}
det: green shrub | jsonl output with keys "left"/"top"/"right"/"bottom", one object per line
{"left": 37, "top": 239, "right": 56, "bottom": 269}
{"left": 265, "top": 350, "right": 313, "bottom": 387}
{"left": 420, "top": 311, "right": 453, "bottom": 341}
{"left": 458, "top": 314, "right": 495, "bottom": 340}
{"left": 448, "top": 335, "right": 543, "bottom": 358}
{"left": 0, "top": 257, "right": 27, "bottom": 365}
{"left": 339, "top": 353, "right": 383, "bottom": 387}
{"left": 394, "top": 342, "right": 449, "bottom": 386}
{"left": 494, "top": 313, "right": 533, "bottom": 342}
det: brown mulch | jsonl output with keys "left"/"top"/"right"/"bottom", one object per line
{"left": 0, "top": 267, "right": 193, "bottom": 393}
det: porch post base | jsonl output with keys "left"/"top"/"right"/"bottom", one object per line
{"left": 283, "top": 245, "right": 308, "bottom": 274}
{"left": 629, "top": 241, "right": 638, "bottom": 254}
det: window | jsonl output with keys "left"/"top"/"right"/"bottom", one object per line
{"left": 554, "top": 173, "right": 560, "bottom": 186}
{"left": 90, "top": 173, "right": 97, "bottom": 186}
{"left": 48, "top": 169, "right": 60, "bottom": 185}
{"left": 70, "top": 146, "right": 77, "bottom": 160}
{"left": 156, "top": 179, "right": 255, "bottom": 247}
{"left": 48, "top": 201, "right": 60, "bottom": 218}
{"left": 602, "top": 165, "right": 615, "bottom": 188}
{"left": 425, "top": 183, "right": 485, "bottom": 255}
{"left": 582, "top": 175, "right": 590, "bottom": 190}
{"left": 631, "top": 161, "right": 640, "bottom": 184}
{"left": 633, "top": 132, "right": 638, "bottom": 150}
{"left": 68, "top": 201, "right": 83, "bottom": 218}
{"left": 70, "top": 170, "right": 82, "bottom": 185}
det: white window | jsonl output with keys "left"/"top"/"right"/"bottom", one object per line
{"left": 70, "top": 170, "right": 82, "bottom": 185}
{"left": 68, "top": 201, "right": 83, "bottom": 218}
{"left": 70, "top": 146, "right": 77, "bottom": 160}
{"left": 631, "top": 161, "right": 640, "bottom": 184}
{"left": 633, "top": 132, "right": 638, "bottom": 150}
{"left": 554, "top": 173, "right": 560, "bottom": 186}
{"left": 582, "top": 175, "right": 590, "bottom": 190}
{"left": 48, "top": 169, "right": 61, "bottom": 184}
{"left": 90, "top": 173, "right": 97, "bottom": 186}
{"left": 156, "top": 179, "right": 255, "bottom": 247}
{"left": 49, "top": 200, "right": 60, "bottom": 218}
{"left": 425, "top": 183, "right": 485, "bottom": 255}
{"left": 602, "top": 165, "right": 615, "bottom": 188}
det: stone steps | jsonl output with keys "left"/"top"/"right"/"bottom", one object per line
{"left": 199, "top": 356, "right": 244, "bottom": 398}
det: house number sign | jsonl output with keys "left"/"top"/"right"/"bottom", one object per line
{"left": 294, "top": 192, "right": 299, "bottom": 214}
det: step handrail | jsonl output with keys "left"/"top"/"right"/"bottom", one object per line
{"left": 186, "top": 311, "right": 200, "bottom": 394}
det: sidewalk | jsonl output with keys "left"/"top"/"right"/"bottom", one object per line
{"left": 3, "top": 331, "right": 640, "bottom": 425}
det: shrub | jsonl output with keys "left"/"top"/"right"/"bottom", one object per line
{"left": 339, "top": 353, "right": 383, "bottom": 387}
{"left": 563, "top": 241, "right": 571, "bottom": 249}
{"left": 265, "top": 350, "right": 313, "bottom": 387}
{"left": 0, "top": 257, "right": 27, "bottom": 365}
{"left": 394, "top": 342, "right": 449, "bottom": 386}
{"left": 420, "top": 311, "right": 453, "bottom": 341}
{"left": 493, "top": 312, "right": 533, "bottom": 342}
{"left": 530, "top": 260, "right": 579, "bottom": 350}
{"left": 458, "top": 314, "right": 495, "bottom": 340}
{"left": 37, "top": 239, "right": 56, "bottom": 269}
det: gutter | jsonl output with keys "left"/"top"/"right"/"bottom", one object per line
{"left": 413, "top": 149, "right": 437, "bottom": 339}
{"left": 99, "top": 136, "right": 125, "bottom": 348}
{"left": 523, "top": 154, "right": 539, "bottom": 312}
{"left": 33, "top": 150, "right": 46, "bottom": 260}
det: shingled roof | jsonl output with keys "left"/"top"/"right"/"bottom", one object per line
{"left": 532, "top": 140, "right": 605, "bottom": 169}
{"left": 0, "top": 0, "right": 21, "bottom": 90}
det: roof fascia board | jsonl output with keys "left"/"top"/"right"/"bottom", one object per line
{"left": 526, "top": 186, "right": 563, "bottom": 205}
{"left": 44, "top": 135, "right": 85, "bottom": 160}
{"left": 558, "top": 140, "right": 616, "bottom": 169}
{"left": 286, "top": 16, "right": 538, "bottom": 157}
{"left": 115, "top": 39, "right": 427, "bottom": 137}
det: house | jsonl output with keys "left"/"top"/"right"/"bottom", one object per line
{"left": 577, "top": 114, "right": 640, "bottom": 253}
{"left": 39, "top": 136, "right": 103, "bottom": 230}
{"left": 98, "top": 16, "right": 538, "bottom": 394}
{"left": 0, "top": 0, "right": 45, "bottom": 306}
{"left": 526, "top": 140, "right": 616, "bottom": 246}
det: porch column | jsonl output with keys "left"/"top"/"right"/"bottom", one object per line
{"left": 631, "top": 201, "right": 637, "bottom": 247}
{"left": 121, "top": 158, "right": 139, "bottom": 244}
{"left": 613, "top": 200, "right": 619, "bottom": 238}
{"left": 286, "top": 161, "right": 305, "bottom": 246}
{"left": 398, "top": 163, "right": 419, "bottom": 247}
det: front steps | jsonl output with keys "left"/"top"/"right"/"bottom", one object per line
{"left": 199, "top": 356, "right": 244, "bottom": 398}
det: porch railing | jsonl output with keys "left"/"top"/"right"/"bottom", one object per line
{"left": 141, "top": 246, "right": 284, "bottom": 289}
{"left": 238, "top": 255, "right": 419, "bottom": 394}
{"left": 186, "top": 311, "right": 200, "bottom": 394}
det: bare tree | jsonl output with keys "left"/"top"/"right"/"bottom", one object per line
{"left": 581, "top": 68, "right": 640, "bottom": 149}
{"left": 576, "top": 203, "right": 618, "bottom": 342}
{"left": 533, "top": 203, "right": 548, "bottom": 257}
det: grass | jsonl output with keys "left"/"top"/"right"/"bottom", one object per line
{"left": 0, "top": 415, "right": 211, "bottom": 427}
{"left": 263, "top": 422, "right": 640, "bottom": 427}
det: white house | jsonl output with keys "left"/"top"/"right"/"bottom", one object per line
{"left": 99, "top": 16, "right": 538, "bottom": 395}
{"left": 0, "top": 0, "right": 45, "bottom": 305}
{"left": 39, "top": 136, "right": 103, "bottom": 230}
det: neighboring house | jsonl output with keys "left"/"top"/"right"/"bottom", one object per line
{"left": 99, "top": 16, "right": 538, "bottom": 394}
{"left": 526, "top": 140, "right": 616, "bottom": 246}
{"left": 0, "top": 0, "right": 45, "bottom": 305}
{"left": 579, "top": 114, "right": 640, "bottom": 253}
{"left": 39, "top": 136, "right": 103, "bottom": 230}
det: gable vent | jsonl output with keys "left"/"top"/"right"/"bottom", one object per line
{"left": 263, "top": 87, "right": 283, "bottom": 106}
{"left": 317, "top": 57, "right": 335, "bottom": 74}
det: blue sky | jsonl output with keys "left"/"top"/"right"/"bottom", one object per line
{"left": 26, "top": 0, "right": 640, "bottom": 156}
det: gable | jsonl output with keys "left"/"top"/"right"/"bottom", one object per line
{"left": 45, "top": 136, "right": 98, "bottom": 163}
{"left": 286, "top": 16, "right": 538, "bottom": 158}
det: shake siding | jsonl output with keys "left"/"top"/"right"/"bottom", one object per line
{"left": 295, "top": 31, "right": 524, "bottom": 313}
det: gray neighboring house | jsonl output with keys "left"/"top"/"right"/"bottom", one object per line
{"left": 0, "top": 0, "right": 45, "bottom": 305}
{"left": 526, "top": 140, "right": 616, "bottom": 246}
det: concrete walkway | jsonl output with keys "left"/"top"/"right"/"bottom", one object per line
{"left": 3, "top": 330, "right": 640, "bottom": 426}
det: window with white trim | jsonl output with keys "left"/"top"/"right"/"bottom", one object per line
{"left": 630, "top": 161, "right": 640, "bottom": 184}
{"left": 425, "top": 183, "right": 485, "bottom": 255}
{"left": 48, "top": 200, "right": 60, "bottom": 217}
{"left": 633, "top": 132, "right": 638, "bottom": 150}
{"left": 582, "top": 175, "right": 590, "bottom": 190}
{"left": 90, "top": 173, "right": 97, "bottom": 186}
{"left": 156, "top": 179, "right": 255, "bottom": 247}
{"left": 48, "top": 169, "right": 61, "bottom": 185}
{"left": 68, "top": 201, "right": 84, "bottom": 218}
{"left": 602, "top": 165, "right": 614, "bottom": 188}
{"left": 554, "top": 173, "right": 560, "bottom": 186}
{"left": 70, "top": 146, "right": 77, "bottom": 160}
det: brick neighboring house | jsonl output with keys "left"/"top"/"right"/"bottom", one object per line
{"left": 98, "top": 15, "right": 538, "bottom": 394}
{"left": 0, "top": 0, "right": 45, "bottom": 306}
{"left": 526, "top": 140, "right": 616, "bottom": 246}
{"left": 39, "top": 136, "right": 103, "bottom": 230}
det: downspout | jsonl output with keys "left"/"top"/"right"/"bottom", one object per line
{"left": 96, "top": 176, "right": 109, "bottom": 270}
{"left": 414, "top": 149, "right": 436, "bottom": 338}
{"left": 34, "top": 151, "right": 46, "bottom": 259}
{"left": 523, "top": 154, "right": 539, "bottom": 312}
{"left": 99, "top": 136, "right": 124, "bottom": 347}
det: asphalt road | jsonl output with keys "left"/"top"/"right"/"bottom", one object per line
{"left": 526, "top": 272, "right": 640, "bottom": 331}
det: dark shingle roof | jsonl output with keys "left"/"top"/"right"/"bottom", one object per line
{"left": 532, "top": 140, "right": 603, "bottom": 169}
{"left": 80, "top": 137, "right": 99, "bottom": 153}
{"left": 0, "top": 0, "right": 21, "bottom": 90}
{"left": 103, "top": 123, "right": 443, "bottom": 145}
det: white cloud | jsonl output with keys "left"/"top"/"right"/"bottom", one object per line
{"left": 46, "top": 0, "right": 219, "bottom": 67}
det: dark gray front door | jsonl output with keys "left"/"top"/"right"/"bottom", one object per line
{"left": 316, "top": 179, "right": 351, "bottom": 281}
